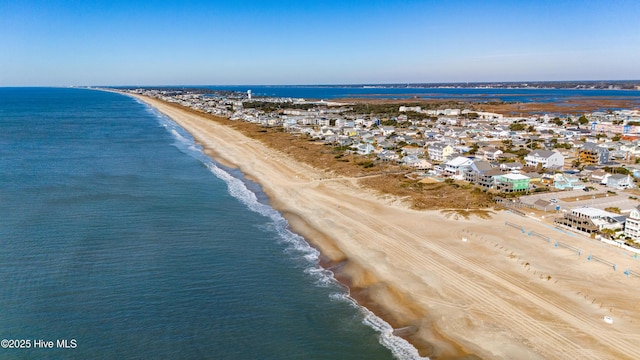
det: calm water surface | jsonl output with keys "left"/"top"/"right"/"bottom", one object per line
{"left": 0, "top": 88, "right": 417, "bottom": 359}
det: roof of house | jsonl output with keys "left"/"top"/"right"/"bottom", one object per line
{"left": 500, "top": 173, "right": 530, "bottom": 180}
{"left": 446, "top": 156, "right": 473, "bottom": 167}
{"left": 534, "top": 199, "right": 551, "bottom": 207}
{"left": 572, "top": 207, "right": 619, "bottom": 218}
{"left": 528, "top": 150, "right": 557, "bottom": 158}
{"left": 608, "top": 174, "right": 629, "bottom": 180}
{"left": 428, "top": 142, "right": 450, "bottom": 150}
{"left": 485, "top": 169, "right": 505, "bottom": 177}
{"left": 582, "top": 142, "right": 607, "bottom": 151}
{"left": 473, "top": 161, "right": 493, "bottom": 172}
{"left": 522, "top": 172, "right": 542, "bottom": 178}
{"left": 501, "top": 162, "right": 524, "bottom": 168}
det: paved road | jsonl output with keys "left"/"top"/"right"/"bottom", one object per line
{"left": 521, "top": 184, "right": 640, "bottom": 213}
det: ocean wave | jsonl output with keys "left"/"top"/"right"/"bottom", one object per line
{"left": 330, "top": 293, "right": 428, "bottom": 360}
{"left": 151, "top": 109, "right": 427, "bottom": 360}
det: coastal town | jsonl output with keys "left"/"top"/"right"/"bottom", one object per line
{"left": 125, "top": 87, "right": 640, "bottom": 250}
{"left": 121, "top": 87, "right": 640, "bottom": 359}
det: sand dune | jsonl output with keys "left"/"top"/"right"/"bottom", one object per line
{"left": 132, "top": 94, "right": 640, "bottom": 359}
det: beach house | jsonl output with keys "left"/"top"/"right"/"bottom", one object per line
{"left": 624, "top": 207, "right": 640, "bottom": 242}
{"left": 495, "top": 173, "right": 530, "bottom": 193}
{"left": 555, "top": 207, "right": 626, "bottom": 234}
{"left": 524, "top": 149, "right": 565, "bottom": 169}
{"left": 427, "top": 142, "right": 454, "bottom": 162}
{"left": 606, "top": 174, "right": 635, "bottom": 189}
{"left": 465, "top": 161, "right": 503, "bottom": 189}
{"left": 356, "top": 143, "right": 376, "bottom": 155}
{"left": 553, "top": 173, "right": 585, "bottom": 190}
{"left": 443, "top": 156, "right": 473, "bottom": 180}
{"left": 579, "top": 142, "right": 610, "bottom": 165}
{"left": 479, "top": 147, "right": 503, "bottom": 161}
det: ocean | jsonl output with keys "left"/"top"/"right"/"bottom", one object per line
{"left": 0, "top": 88, "right": 418, "bottom": 359}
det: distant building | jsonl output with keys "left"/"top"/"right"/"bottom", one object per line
{"left": 380, "top": 126, "right": 395, "bottom": 136}
{"left": 399, "top": 106, "right": 421, "bottom": 113}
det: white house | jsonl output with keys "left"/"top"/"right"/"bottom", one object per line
{"left": 356, "top": 143, "right": 376, "bottom": 155}
{"left": 381, "top": 126, "right": 395, "bottom": 136}
{"left": 606, "top": 174, "right": 635, "bottom": 189}
{"left": 480, "top": 147, "right": 503, "bottom": 161}
{"left": 625, "top": 208, "right": 640, "bottom": 242}
{"left": 444, "top": 156, "right": 473, "bottom": 180}
{"left": 402, "top": 155, "right": 432, "bottom": 170}
{"left": 524, "top": 150, "right": 565, "bottom": 169}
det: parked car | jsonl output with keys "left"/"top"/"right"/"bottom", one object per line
{"left": 549, "top": 198, "right": 558, "bottom": 203}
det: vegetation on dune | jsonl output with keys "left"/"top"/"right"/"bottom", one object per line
{"left": 164, "top": 101, "right": 500, "bottom": 212}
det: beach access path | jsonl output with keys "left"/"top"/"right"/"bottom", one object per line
{"left": 131, "top": 93, "right": 640, "bottom": 360}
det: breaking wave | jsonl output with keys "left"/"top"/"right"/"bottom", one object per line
{"left": 151, "top": 107, "right": 427, "bottom": 360}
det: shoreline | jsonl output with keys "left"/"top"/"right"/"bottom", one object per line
{"left": 125, "top": 92, "right": 640, "bottom": 359}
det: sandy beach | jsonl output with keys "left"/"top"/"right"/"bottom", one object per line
{"left": 131, "top": 93, "right": 640, "bottom": 359}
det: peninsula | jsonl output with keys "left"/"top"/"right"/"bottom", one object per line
{"left": 124, "top": 91, "right": 640, "bottom": 359}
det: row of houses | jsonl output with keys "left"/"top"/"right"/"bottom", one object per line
{"left": 427, "top": 142, "right": 615, "bottom": 169}
{"left": 129, "top": 89, "right": 640, "bottom": 193}
{"left": 434, "top": 155, "right": 636, "bottom": 193}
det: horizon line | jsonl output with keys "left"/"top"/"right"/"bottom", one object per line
{"left": 2, "top": 79, "right": 640, "bottom": 89}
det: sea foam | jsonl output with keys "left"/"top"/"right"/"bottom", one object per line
{"left": 150, "top": 107, "right": 427, "bottom": 360}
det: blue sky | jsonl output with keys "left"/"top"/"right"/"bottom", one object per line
{"left": 1, "top": 0, "right": 639, "bottom": 86}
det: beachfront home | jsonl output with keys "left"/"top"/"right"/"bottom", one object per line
{"left": 624, "top": 207, "right": 640, "bottom": 242}
{"left": 464, "top": 160, "right": 491, "bottom": 181}
{"left": 465, "top": 161, "right": 503, "bottom": 190}
{"left": 555, "top": 207, "right": 626, "bottom": 234}
{"left": 443, "top": 156, "right": 473, "bottom": 180}
{"left": 495, "top": 173, "right": 530, "bottom": 193}
{"left": 402, "top": 156, "right": 432, "bottom": 170}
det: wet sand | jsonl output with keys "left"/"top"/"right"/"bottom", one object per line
{"left": 129, "top": 93, "right": 640, "bottom": 359}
